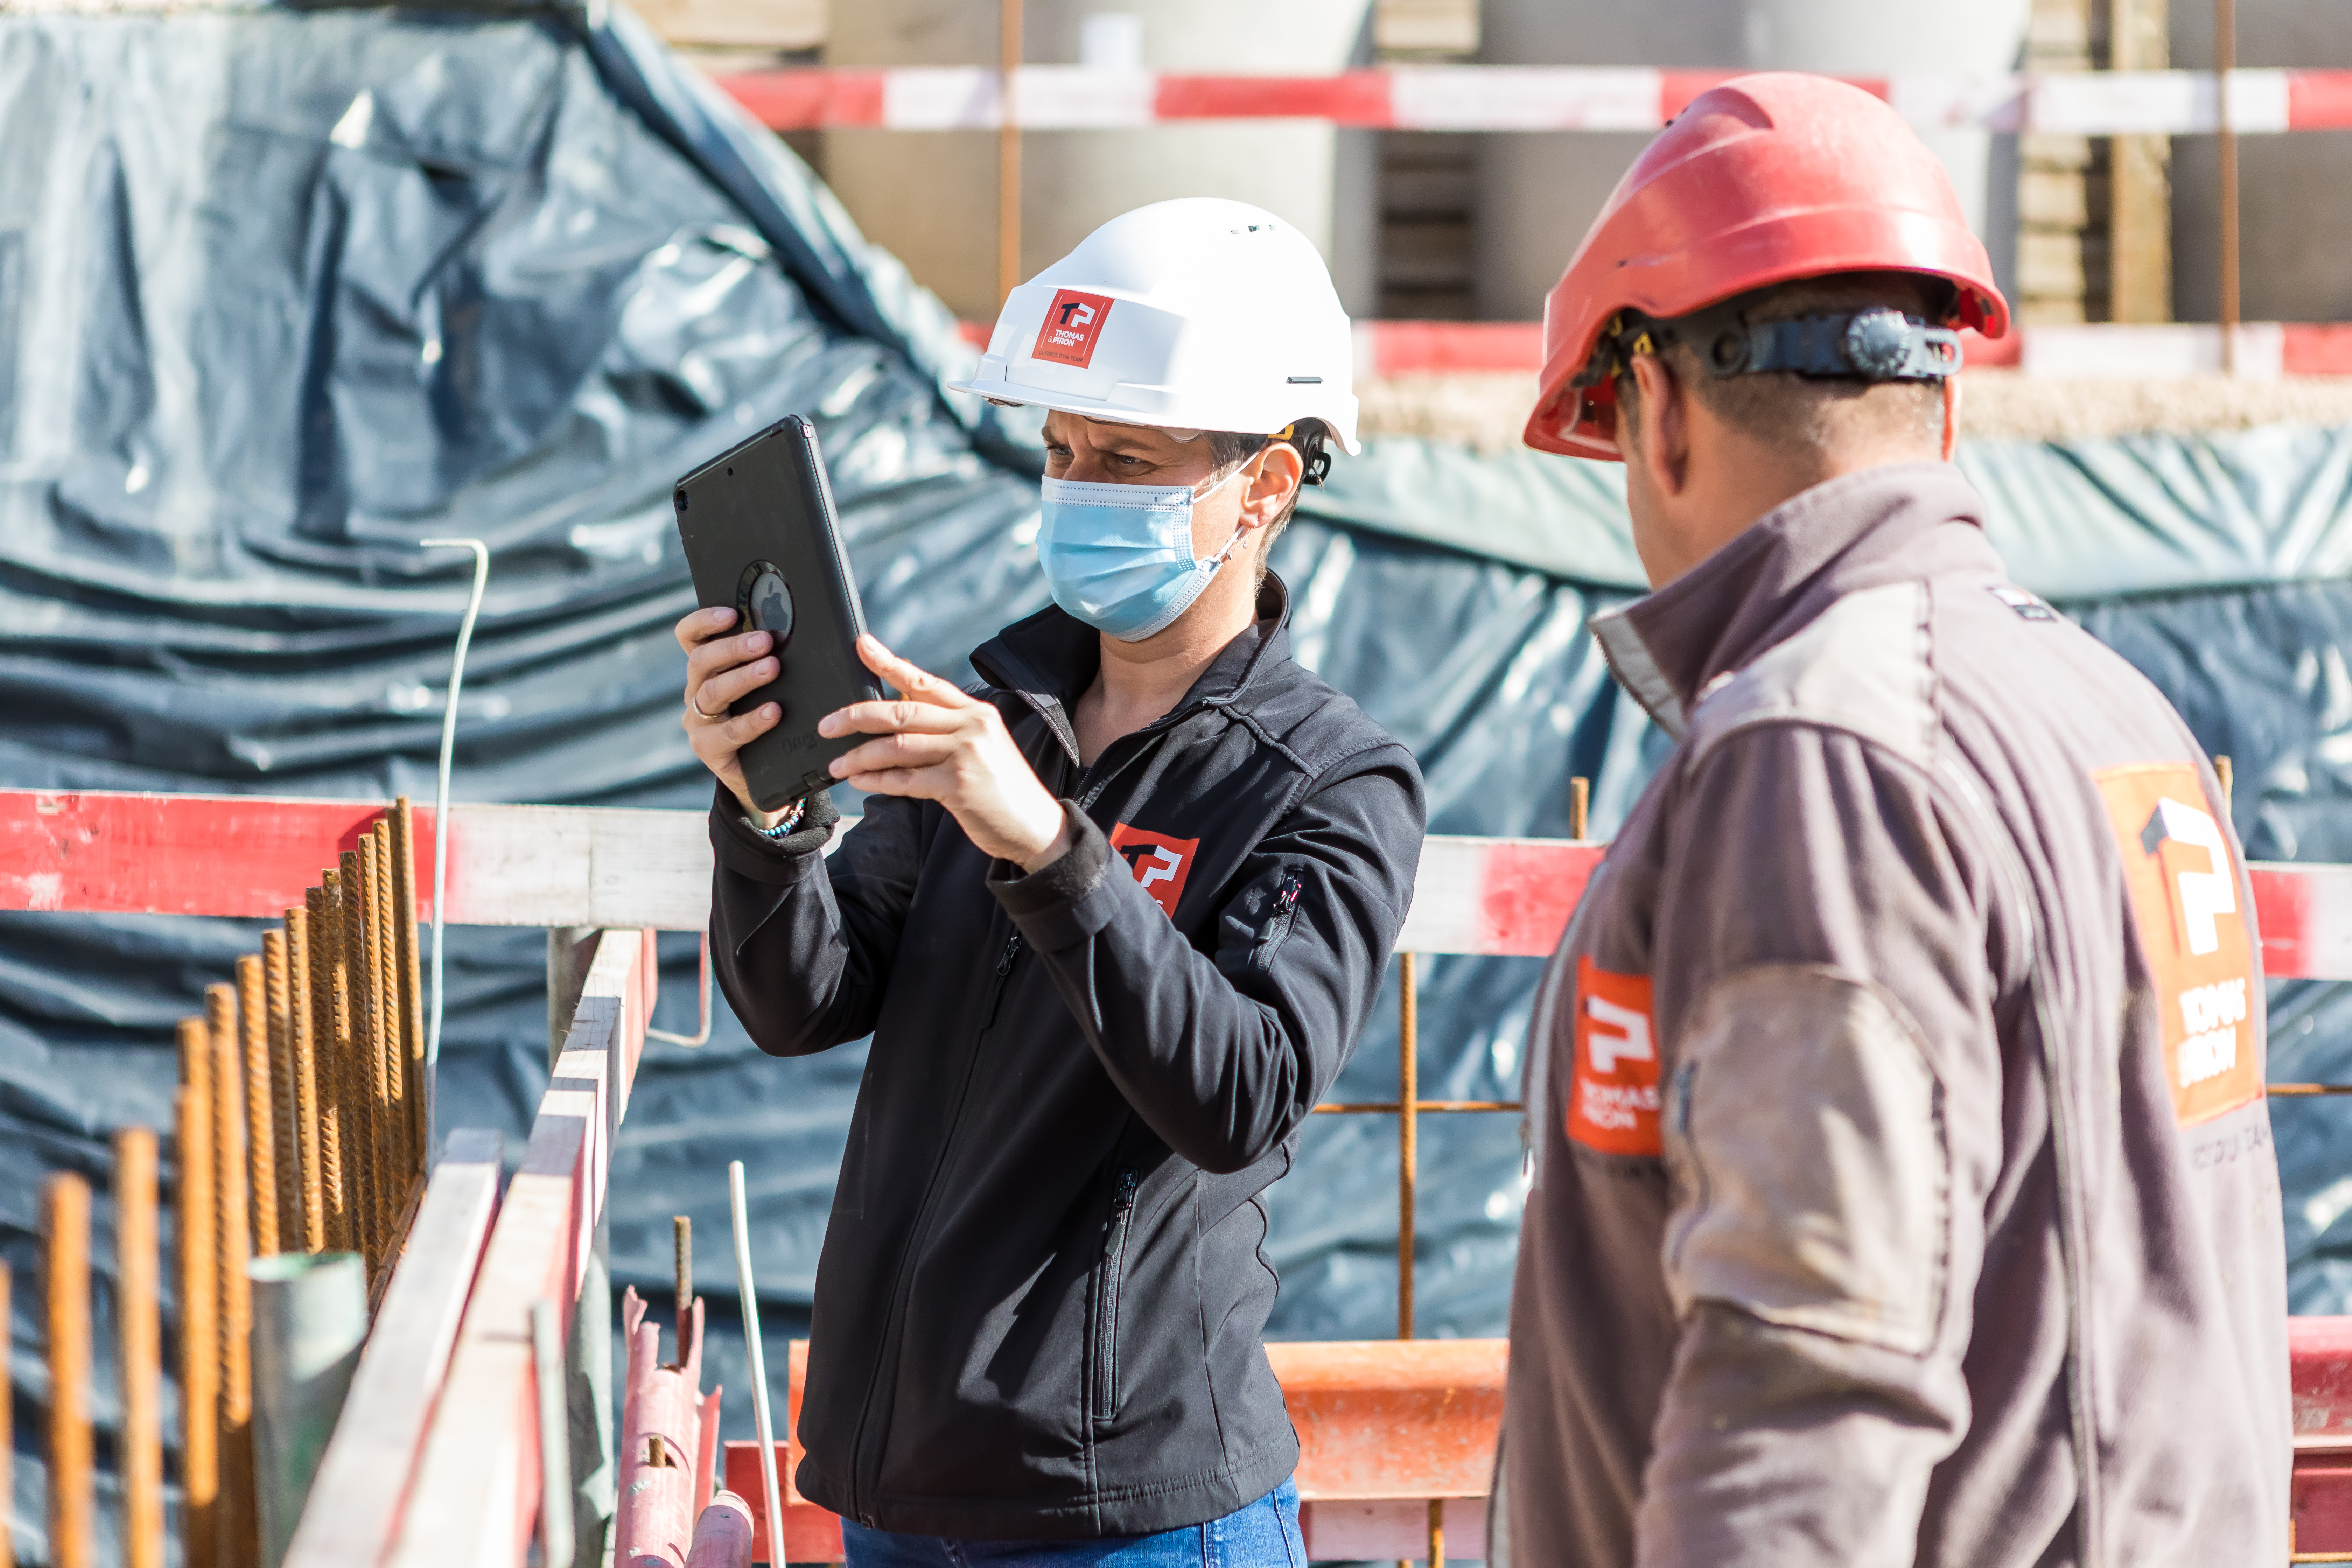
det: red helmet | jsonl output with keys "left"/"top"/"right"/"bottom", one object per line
{"left": 1522, "top": 72, "right": 2011, "bottom": 461}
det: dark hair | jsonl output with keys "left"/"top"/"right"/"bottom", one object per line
{"left": 1613, "top": 272, "right": 1952, "bottom": 453}
{"left": 1206, "top": 419, "right": 1330, "bottom": 581}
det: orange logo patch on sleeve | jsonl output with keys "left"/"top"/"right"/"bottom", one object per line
{"left": 1108, "top": 822, "right": 1198, "bottom": 919}
{"left": 2094, "top": 763, "right": 2262, "bottom": 1126}
{"left": 1566, "top": 956, "right": 1661, "bottom": 1156}
{"left": 1031, "top": 289, "right": 1114, "bottom": 368}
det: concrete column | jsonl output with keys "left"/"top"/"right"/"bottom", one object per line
{"left": 1473, "top": 0, "right": 2032, "bottom": 321}
{"left": 825, "top": 0, "right": 1376, "bottom": 324}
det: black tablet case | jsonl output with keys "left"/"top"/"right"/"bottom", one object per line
{"left": 674, "top": 416, "right": 882, "bottom": 811}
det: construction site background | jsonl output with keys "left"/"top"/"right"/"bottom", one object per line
{"left": 8, "top": 0, "right": 2352, "bottom": 1561}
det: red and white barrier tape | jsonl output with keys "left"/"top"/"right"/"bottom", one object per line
{"left": 716, "top": 65, "right": 2352, "bottom": 136}
{"left": 10, "top": 789, "right": 2352, "bottom": 979}
{"left": 952, "top": 319, "right": 2352, "bottom": 379}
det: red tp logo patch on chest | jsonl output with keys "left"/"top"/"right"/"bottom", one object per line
{"left": 1566, "top": 956, "right": 1660, "bottom": 1156}
{"left": 1109, "top": 822, "right": 1198, "bottom": 919}
{"left": 1032, "top": 289, "right": 1115, "bottom": 368}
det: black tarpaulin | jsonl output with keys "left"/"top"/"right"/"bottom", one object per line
{"left": 7, "top": 5, "right": 2352, "bottom": 1560}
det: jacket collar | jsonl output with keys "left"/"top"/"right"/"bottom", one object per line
{"left": 1589, "top": 461, "right": 1999, "bottom": 740}
{"left": 971, "top": 574, "right": 1297, "bottom": 765}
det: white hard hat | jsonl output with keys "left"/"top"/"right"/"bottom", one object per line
{"left": 947, "top": 197, "right": 1361, "bottom": 456}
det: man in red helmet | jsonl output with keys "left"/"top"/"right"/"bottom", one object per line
{"left": 1500, "top": 74, "right": 2289, "bottom": 1565}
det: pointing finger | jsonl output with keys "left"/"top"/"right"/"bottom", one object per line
{"left": 819, "top": 699, "right": 966, "bottom": 740}
{"left": 857, "top": 635, "right": 972, "bottom": 708}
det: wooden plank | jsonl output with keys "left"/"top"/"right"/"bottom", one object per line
{"left": 387, "top": 929, "right": 648, "bottom": 1568}
{"left": 388, "top": 1124, "right": 588, "bottom": 1568}
{"left": 0, "top": 791, "right": 707, "bottom": 930}
{"left": 284, "top": 1130, "right": 504, "bottom": 1568}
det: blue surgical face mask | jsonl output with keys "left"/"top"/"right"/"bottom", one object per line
{"left": 1036, "top": 466, "right": 1250, "bottom": 642}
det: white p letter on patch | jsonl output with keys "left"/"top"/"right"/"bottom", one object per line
{"left": 1138, "top": 845, "right": 1182, "bottom": 894}
{"left": 2140, "top": 796, "right": 2236, "bottom": 957}
{"left": 1586, "top": 994, "right": 1654, "bottom": 1075}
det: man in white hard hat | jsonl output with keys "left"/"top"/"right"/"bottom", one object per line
{"left": 674, "top": 198, "right": 1426, "bottom": 1564}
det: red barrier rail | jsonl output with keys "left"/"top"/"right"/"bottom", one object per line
{"left": 13, "top": 791, "right": 2352, "bottom": 976}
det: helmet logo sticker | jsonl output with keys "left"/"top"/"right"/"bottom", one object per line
{"left": 1033, "top": 288, "right": 1115, "bottom": 368}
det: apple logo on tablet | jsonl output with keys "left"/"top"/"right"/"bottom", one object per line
{"left": 744, "top": 564, "right": 794, "bottom": 645}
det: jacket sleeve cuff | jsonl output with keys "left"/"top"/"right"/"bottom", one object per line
{"left": 989, "top": 802, "right": 1119, "bottom": 949}
{"left": 708, "top": 779, "right": 840, "bottom": 886}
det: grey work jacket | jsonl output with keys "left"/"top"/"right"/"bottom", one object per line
{"left": 1503, "top": 462, "right": 2290, "bottom": 1566}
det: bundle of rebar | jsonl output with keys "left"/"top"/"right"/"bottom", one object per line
{"left": 164, "top": 798, "right": 430, "bottom": 1568}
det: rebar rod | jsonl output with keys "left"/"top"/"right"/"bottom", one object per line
{"left": 1569, "top": 776, "right": 1589, "bottom": 841}
{"left": 307, "top": 887, "right": 350, "bottom": 1256}
{"left": 43, "top": 1172, "right": 94, "bottom": 1568}
{"left": 372, "top": 824, "right": 407, "bottom": 1191}
{"left": 239, "top": 956, "right": 281, "bottom": 1259}
{"left": 392, "top": 799, "right": 429, "bottom": 1163}
{"left": 114, "top": 1127, "right": 164, "bottom": 1568}
{"left": 263, "top": 931, "right": 303, "bottom": 1256}
{"left": 176, "top": 1040, "right": 220, "bottom": 1568}
{"left": 331, "top": 860, "right": 376, "bottom": 1268}
{"left": 285, "top": 909, "right": 326, "bottom": 1255}
{"left": 351, "top": 840, "right": 392, "bottom": 1262}
{"left": 1315, "top": 1101, "right": 1524, "bottom": 1114}
{"left": 210, "top": 986, "right": 258, "bottom": 1568}
{"left": 1398, "top": 952, "right": 1417, "bottom": 1344}
{"left": 675, "top": 1216, "right": 694, "bottom": 1366}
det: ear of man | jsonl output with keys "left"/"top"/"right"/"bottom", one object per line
{"left": 1612, "top": 271, "right": 1953, "bottom": 461}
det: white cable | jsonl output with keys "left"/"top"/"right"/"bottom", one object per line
{"left": 731, "top": 1160, "right": 787, "bottom": 1566}
{"left": 416, "top": 538, "right": 490, "bottom": 1146}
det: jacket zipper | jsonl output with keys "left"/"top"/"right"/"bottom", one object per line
{"left": 1255, "top": 870, "right": 1304, "bottom": 972}
{"left": 1092, "top": 1169, "right": 1138, "bottom": 1423}
{"left": 843, "top": 928, "right": 1023, "bottom": 1524}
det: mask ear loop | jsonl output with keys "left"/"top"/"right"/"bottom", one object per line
{"left": 1195, "top": 447, "right": 1277, "bottom": 575}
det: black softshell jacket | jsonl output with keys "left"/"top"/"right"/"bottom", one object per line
{"left": 708, "top": 577, "right": 1426, "bottom": 1539}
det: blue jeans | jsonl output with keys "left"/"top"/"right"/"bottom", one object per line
{"left": 839, "top": 1478, "right": 1304, "bottom": 1568}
